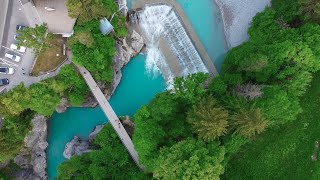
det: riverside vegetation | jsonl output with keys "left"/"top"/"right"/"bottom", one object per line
{"left": 1, "top": 0, "right": 320, "bottom": 179}
{"left": 56, "top": 0, "right": 320, "bottom": 179}
{"left": 0, "top": 0, "right": 126, "bottom": 178}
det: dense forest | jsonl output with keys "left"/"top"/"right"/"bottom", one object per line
{"left": 1, "top": 0, "right": 320, "bottom": 179}
{"left": 0, "top": 0, "right": 124, "bottom": 168}
{"left": 58, "top": 0, "right": 320, "bottom": 178}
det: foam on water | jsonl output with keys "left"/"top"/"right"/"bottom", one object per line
{"left": 136, "top": 4, "right": 208, "bottom": 86}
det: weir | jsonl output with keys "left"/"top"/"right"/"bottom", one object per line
{"left": 130, "top": 1, "right": 218, "bottom": 84}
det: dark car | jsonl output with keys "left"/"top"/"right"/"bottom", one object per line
{"left": 0, "top": 79, "right": 9, "bottom": 86}
{"left": 0, "top": 67, "right": 14, "bottom": 74}
{"left": 16, "top": 25, "right": 26, "bottom": 31}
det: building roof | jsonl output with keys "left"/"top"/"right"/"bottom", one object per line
{"left": 33, "top": 0, "right": 76, "bottom": 35}
{"left": 100, "top": 18, "right": 113, "bottom": 35}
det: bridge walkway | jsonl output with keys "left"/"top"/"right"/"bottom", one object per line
{"left": 77, "top": 65, "right": 143, "bottom": 170}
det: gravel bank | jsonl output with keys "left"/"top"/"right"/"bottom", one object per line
{"left": 215, "top": 0, "right": 271, "bottom": 48}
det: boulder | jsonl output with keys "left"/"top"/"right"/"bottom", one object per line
{"left": 129, "top": 30, "right": 144, "bottom": 55}
{"left": 107, "top": 30, "right": 144, "bottom": 98}
{"left": 63, "top": 136, "right": 80, "bottom": 159}
{"left": 15, "top": 169, "right": 41, "bottom": 180}
{"left": 55, "top": 97, "right": 69, "bottom": 113}
{"left": 74, "top": 141, "right": 91, "bottom": 156}
{"left": 14, "top": 115, "right": 48, "bottom": 179}
{"left": 14, "top": 150, "right": 32, "bottom": 169}
{"left": 63, "top": 136, "right": 91, "bottom": 159}
{"left": 33, "top": 156, "right": 46, "bottom": 178}
{"left": 117, "top": 0, "right": 128, "bottom": 17}
{"left": 89, "top": 125, "right": 105, "bottom": 142}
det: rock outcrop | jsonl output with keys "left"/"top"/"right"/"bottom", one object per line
{"left": 122, "top": 116, "right": 135, "bottom": 137}
{"left": 117, "top": 0, "right": 128, "bottom": 17}
{"left": 55, "top": 97, "right": 69, "bottom": 113}
{"left": 107, "top": 30, "right": 144, "bottom": 98}
{"left": 80, "top": 29, "right": 144, "bottom": 104}
{"left": 63, "top": 136, "right": 91, "bottom": 160}
{"left": 14, "top": 115, "right": 48, "bottom": 179}
{"left": 63, "top": 125, "right": 105, "bottom": 159}
{"left": 88, "top": 125, "right": 104, "bottom": 142}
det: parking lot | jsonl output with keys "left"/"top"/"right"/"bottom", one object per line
{"left": 0, "top": 0, "right": 38, "bottom": 92}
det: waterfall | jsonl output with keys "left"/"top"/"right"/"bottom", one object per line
{"left": 136, "top": 4, "right": 208, "bottom": 87}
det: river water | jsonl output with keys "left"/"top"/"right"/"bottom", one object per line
{"left": 47, "top": 55, "right": 165, "bottom": 178}
{"left": 47, "top": 0, "right": 227, "bottom": 179}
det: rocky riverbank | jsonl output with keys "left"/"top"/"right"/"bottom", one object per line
{"left": 63, "top": 125, "right": 104, "bottom": 159}
{"left": 13, "top": 115, "right": 48, "bottom": 180}
{"left": 55, "top": 20, "right": 145, "bottom": 112}
{"left": 214, "top": 0, "right": 271, "bottom": 48}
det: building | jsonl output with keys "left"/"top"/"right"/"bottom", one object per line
{"left": 26, "top": 0, "right": 76, "bottom": 37}
{"left": 100, "top": 18, "right": 114, "bottom": 35}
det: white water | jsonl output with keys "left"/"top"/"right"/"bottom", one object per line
{"left": 136, "top": 4, "right": 208, "bottom": 87}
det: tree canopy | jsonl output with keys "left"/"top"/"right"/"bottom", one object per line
{"left": 66, "top": 0, "right": 117, "bottom": 24}
{"left": 0, "top": 64, "right": 88, "bottom": 117}
{"left": 57, "top": 125, "right": 146, "bottom": 180}
{"left": 187, "top": 97, "right": 229, "bottom": 141}
{"left": 17, "top": 24, "right": 48, "bottom": 53}
{"left": 69, "top": 20, "right": 116, "bottom": 83}
{"left": 153, "top": 138, "right": 225, "bottom": 180}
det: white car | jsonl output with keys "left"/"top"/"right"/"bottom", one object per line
{"left": 10, "top": 44, "right": 26, "bottom": 53}
{"left": 5, "top": 53, "right": 21, "bottom": 62}
{"left": 0, "top": 67, "right": 15, "bottom": 74}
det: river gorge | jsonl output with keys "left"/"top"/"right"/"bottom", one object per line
{"left": 47, "top": 0, "right": 227, "bottom": 179}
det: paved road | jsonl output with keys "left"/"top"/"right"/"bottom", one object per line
{"left": 77, "top": 65, "right": 143, "bottom": 170}
{"left": 0, "top": 0, "right": 47, "bottom": 92}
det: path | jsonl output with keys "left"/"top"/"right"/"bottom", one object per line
{"left": 133, "top": 0, "right": 219, "bottom": 75}
{"left": 76, "top": 65, "right": 143, "bottom": 170}
{"left": 0, "top": 59, "right": 71, "bottom": 93}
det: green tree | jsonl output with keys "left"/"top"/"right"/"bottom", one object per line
{"left": 0, "top": 112, "right": 33, "bottom": 163}
{"left": 17, "top": 24, "right": 48, "bottom": 53}
{"left": 70, "top": 20, "right": 116, "bottom": 83}
{"left": 283, "top": 71, "right": 313, "bottom": 97}
{"left": 153, "top": 138, "right": 225, "bottom": 180}
{"left": 187, "top": 97, "right": 229, "bottom": 141}
{"left": 66, "top": 0, "right": 117, "bottom": 24}
{"left": 133, "top": 92, "right": 192, "bottom": 171}
{"left": 57, "top": 125, "right": 146, "bottom": 179}
{"left": 57, "top": 64, "right": 89, "bottom": 104}
{"left": 112, "top": 15, "right": 128, "bottom": 38}
{"left": 0, "top": 84, "right": 30, "bottom": 116}
{"left": 256, "top": 86, "right": 302, "bottom": 126}
{"left": 174, "top": 73, "right": 208, "bottom": 104}
{"left": 230, "top": 106, "right": 267, "bottom": 138}
{"left": 27, "top": 83, "right": 60, "bottom": 116}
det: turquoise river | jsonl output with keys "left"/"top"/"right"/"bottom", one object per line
{"left": 47, "top": 0, "right": 227, "bottom": 179}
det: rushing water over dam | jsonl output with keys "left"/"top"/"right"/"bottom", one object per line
{"left": 132, "top": 4, "right": 211, "bottom": 85}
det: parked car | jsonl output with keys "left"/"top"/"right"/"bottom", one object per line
{"left": 10, "top": 44, "right": 26, "bottom": 53}
{"left": 0, "top": 79, "right": 9, "bottom": 86}
{"left": 16, "top": 25, "right": 26, "bottom": 31}
{"left": 5, "top": 53, "right": 21, "bottom": 62}
{"left": 0, "top": 67, "right": 14, "bottom": 74}
{"left": 13, "top": 34, "right": 26, "bottom": 42}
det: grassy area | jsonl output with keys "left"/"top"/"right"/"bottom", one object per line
{"left": 224, "top": 72, "right": 320, "bottom": 179}
{"left": 31, "top": 35, "right": 66, "bottom": 76}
